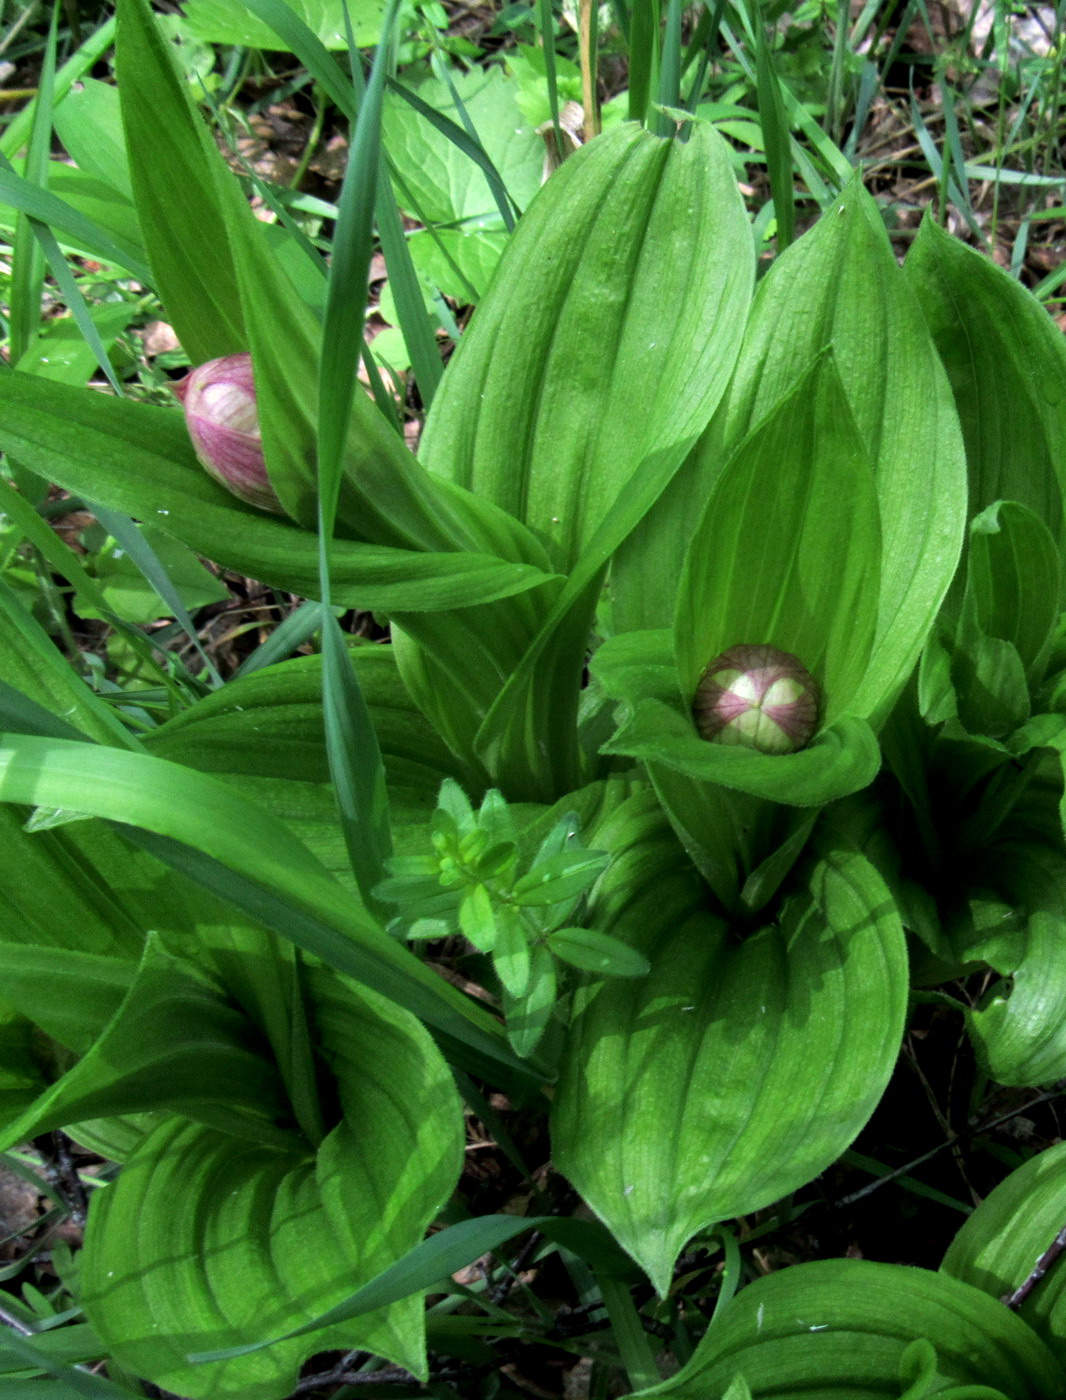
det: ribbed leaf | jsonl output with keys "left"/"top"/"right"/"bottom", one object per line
{"left": 697, "top": 178, "right": 967, "bottom": 724}
{"left": 0, "top": 803, "right": 153, "bottom": 959}
{"left": 81, "top": 970, "right": 463, "bottom": 1399}
{"left": 145, "top": 650, "right": 458, "bottom": 800}
{"left": 675, "top": 354, "right": 880, "bottom": 717}
{"left": 114, "top": 0, "right": 248, "bottom": 361}
{"left": 965, "top": 842, "right": 1066, "bottom": 1085}
{"left": 0, "top": 935, "right": 290, "bottom": 1150}
{"left": 943, "top": 1140, "right": 1066, "bottom": 1369}
{"left": 904, "top": 217, "right": 1066, "bottom": 550}
{"left": 413, "top": 120, "right": 752, "bottom": 796}
{"left": 964, "top": 500, "right": 1060, "bottom": 682}
{"left": 0, "top": 374, "right": 555, "bottom": 611}
{"left": 0, "top": 734, "right": 527, "bottom": 1079}
{"left": 632, "top": 1260, "right": 1066, "bottom": 1399}
{"left": 594, "top": 630, "right": 881, "bottom": 808}
{"left": 421, "top": 120, "right": 752, "bottom": 572}
{"left": 551, "top": 794, "right": 907, "bottom": 1291}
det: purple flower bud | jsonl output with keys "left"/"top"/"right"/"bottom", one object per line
{"left": 694, "top": 644, "right": 820, "bottom": 754}
{"left": 173, "top": 354, "right": 283, "bottom": 514}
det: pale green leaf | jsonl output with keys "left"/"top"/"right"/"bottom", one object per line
{"left": 552, "top": 797, "right": 907, "bottom": 1292}
{"left": 632, "top": 1260, "right": 1065, "bottom": 1398}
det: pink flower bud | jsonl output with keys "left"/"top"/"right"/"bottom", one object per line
{"left": 694, "top": 644, "right": 820, "bottom": 754}
{"left": 172, "top": 354, "right": 282, "bottom": 514}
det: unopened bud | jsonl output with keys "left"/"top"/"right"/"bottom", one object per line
{"left": 694, "top": 644, "right": 820, "bottom": 754}
{"left": 173, "top": 354, "right": 282, "bottom": 514}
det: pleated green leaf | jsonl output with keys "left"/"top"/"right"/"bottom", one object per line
{"left": 0, "top": 934, "right": 292, "bottom": 1150}
{"left": 195, "top": 1209, "right": 639, "bottom": 1364}
{"left": 675, "top": 354, "right": 881, "bottom": 717}
{"left": 412, "top": 119, "right": 751, "bottom": 795}
{"left": 904, "top": 217, "right": 1066, "bottom": 550}
{"left": 964, "top": 500, "right": 1060, "bottom": 681}
{"left": 146, "top": 650, "right": 458, "bottom": 800}
{"left": 420, "top": 121, "right": 753, "bottom": 573}
{"left": 0, "top": 734, "right": 526, "bottom": 1080}
{"left": 0, "top": 945, "right": 133, "bottom": 1053}
{"left": 0, "top": 374, "right": 555, "bottom": 611}
{"left": 943, "top": 1140, "right": 1066, "bottom": 1367}
{"left": 0, "top": 578, "right": 137, "bottom": 749}
{"left": 632, "top": 1260, "right": 1066, "bottom": 1399}
{"left": 0, "top": 803, "right": 156, "bottom": 959}
{"left": 594, "top": 630, "right": 881, "bottom": 808}
{"left": 964, "top": 842, "right": 1066, "bottom": 1086}
{"left": 81, "top": 970, "right": 463, "bottom": 1399}
{"left": 551, "top": 795, "right": 907, "bottom": 1292}
{"left": 697, "top": 178, "right": 967, "bottom": 725}
{"left": 114, "top": 0, "right": 248, "bottom": 361}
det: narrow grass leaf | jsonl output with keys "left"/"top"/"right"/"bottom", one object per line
{"left": 0, "top": 735, "right": 533, "bottom": 1084}
{"left": 748, "top": 0, "right": 795, "bottom": 248}
{"left": 233, "top": 601, "right": 323, "bottom": 678}
{"left": 7, "top": 3, "right": 56, "bottom": 366}
{"left": 191, "top": 1213, "right": 637, "bottom": 1362}
{"left": 628, "top": 0, "right": 658, "bottom": 124}
{"left": 89, "top": 503, "right": 222, "bottom": 687}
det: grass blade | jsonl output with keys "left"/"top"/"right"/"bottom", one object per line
{"left": 315, "top": 0, "right": 402, "bottom": 903}
{"left": 747, "top": 0, "right": 795, "bottom": 248}
{"left": 8, "top": 2, "right": 56, "bottom": 366}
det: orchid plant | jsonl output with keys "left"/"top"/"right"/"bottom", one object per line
{"left": 4, "top": 0, "right": 1066, "bottom": 1396}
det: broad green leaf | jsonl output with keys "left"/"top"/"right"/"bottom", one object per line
{"left": 82, "top": 971, "right": 464, "bottom": 1398}
{"left": 420, "top": 120, "right": 753, "bottom": 574}
{"left": 0, "top": 935, "right": 291, "bottom": 1150}
{"left": 0, "top": 579, "right": 137, "bottom": 748}
{"left": 52, "top": 77, "right": 133, "bottom": 200}
{"left": 904, "top": 217, "right": 1066, "bottom": 550}
{"left": 0, "top": 801, "right": 175, "bottom": 959}
{"left": 115, "top": 0, "right": 248, "bottom": 361}
{"left": 193, "top": 1211, "right": 638, "bottom": 1364}
{"left": 675, "top": 354, "right": 881, "bottom": 718}
{"left": 0, "top": 945, "right": 133, "bottom": 1053}
{"left": 0, "top": 734, "right": 530, "bottom": 1081}
{"left": 0, "top": 374, "right": 555, "bottom": 611}
{"left": 690, "top": 178, "right": 967, "bottom": 724}
{"left": 0, "top": 164, "right": 148, "bottom": 284}
{"left": 421, "top": 120, "right": 753, "bottom": 796}
{"left": 551, "top": 795, "right": 907, "bottom": 1291}
{"left": 383, "top": 66, "right": 540, "bottom": 233}
{"left": 943, "top": 1140, "right": 1066, "bottom": 1366}
{"left": 87, "top": 525, "right": 228, "bottom": 624}
{"left": 600, "top": 676, "right": 881, "bottom": 807}
{"left": 0, "top": 18, "right": 116, "bottom": 162}
{"left": 183, "top": 0, "right": 387, "bottom": 48}
{"left": 633, "top": 1260, "right": 1066, "bottom": 1399}
{"left": 965, "top": 842, "right": 1066, "bottom": 1085}
{"left": 15, "top": 302, "right": 136, "bottom": 386}
{"left": 965, "top": 500, "right": 1060, "bottom": 681}
{"left": 146, "top": 649, "right": 456, "bottom": 796}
